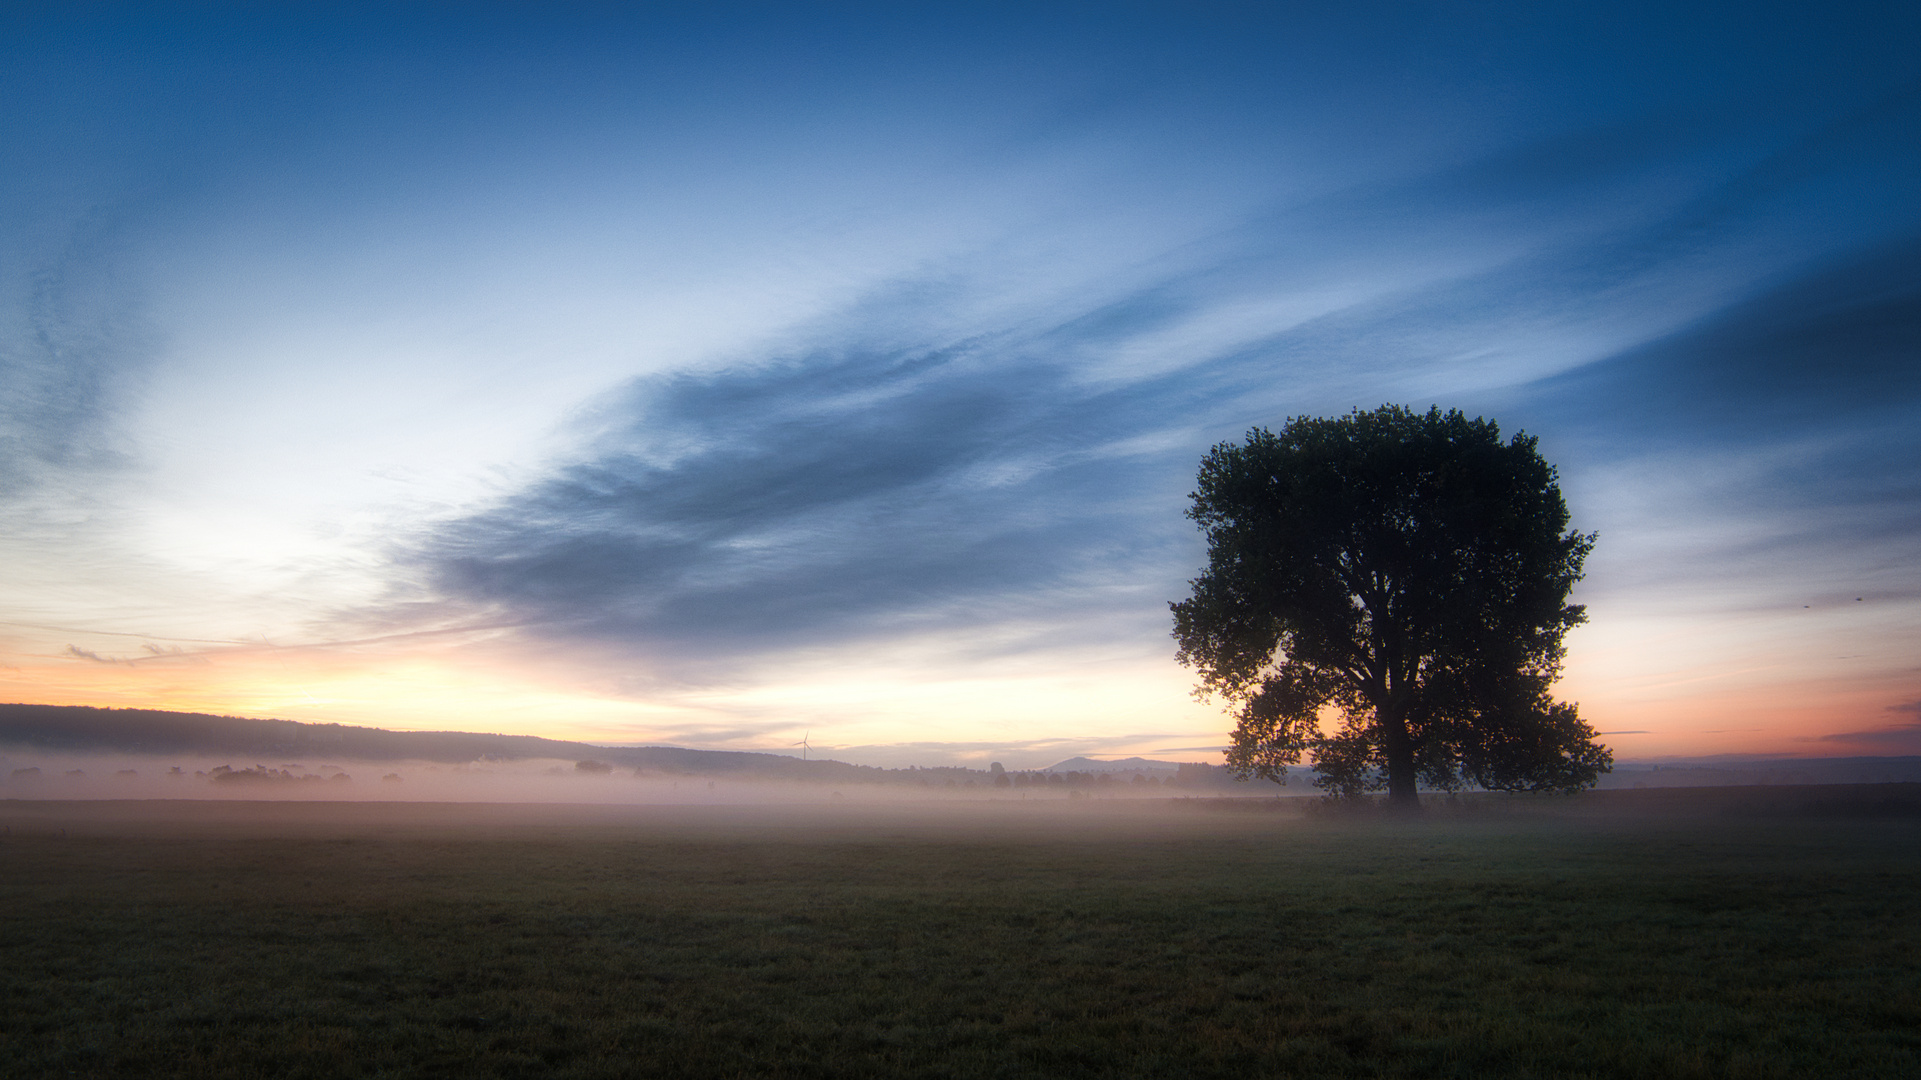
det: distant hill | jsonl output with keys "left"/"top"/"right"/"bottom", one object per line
{"left": 0, "top": 703, "right": 922, "bottom": 783}
{"left": 1043, "top": 756, "right": 1196, "bottom": 775}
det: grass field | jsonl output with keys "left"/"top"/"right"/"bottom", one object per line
{"left": 2, "top": 791, "right": 1917, "bottom": 1078}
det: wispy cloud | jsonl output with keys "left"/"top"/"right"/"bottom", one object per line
{"left": 0, "top": 209, "right": 152, "bottom": 500}
{"left": 1813, "top": 721, "right": 1921, "bottom": 751}
{"left": 1795, "top": 701, "right": 1921, "bottom": 752}
{"left": 65, "top": 645, "right": 121, "bottom": 664}
{"left": 404, "top": 340, "right": 1192, "bottom": 674}
{"left": 382, "top": 112, "right": 1902, "bottom": 663}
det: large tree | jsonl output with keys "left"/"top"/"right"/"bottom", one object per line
{"left": 1171, "top": 406, "right": 1611, "bottom": 808}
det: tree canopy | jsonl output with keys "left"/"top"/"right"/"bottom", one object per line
{"left": 1171, "top": 405, "right": 1611, "bottom": 807}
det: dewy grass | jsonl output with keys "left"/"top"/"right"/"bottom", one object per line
{"left": 0, "top": 796, "right": 1916, "bottom": 1078}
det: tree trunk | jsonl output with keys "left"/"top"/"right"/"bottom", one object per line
{"left": 1378, "top": 702, "right": 1422, "bottom": 813}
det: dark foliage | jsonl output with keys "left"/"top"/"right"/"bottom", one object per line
{"left": 1172, "top": 406, "right": 1611, "bottom": 806}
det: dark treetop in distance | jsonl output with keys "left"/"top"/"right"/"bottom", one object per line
{"left": 1171, "top": 405, "right": 1612, "bottom": 808}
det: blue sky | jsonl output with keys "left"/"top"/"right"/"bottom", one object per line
{"left": 3, "top": 2, "right": 1917, "bottom": 766}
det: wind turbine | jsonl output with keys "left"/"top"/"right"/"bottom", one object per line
{"left": 792, "top": 731, "right": 811, "bottom": 761}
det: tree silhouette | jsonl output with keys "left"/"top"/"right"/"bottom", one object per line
{"left": 1171, "top": 406, "right": 1611, "bottom": 809}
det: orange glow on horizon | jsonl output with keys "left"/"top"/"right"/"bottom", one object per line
{"left": 6, "top": 581, "right": 1917, "bottom": 766}
{"left": 3, "top": 631, "right": 1913, "bottom": 765}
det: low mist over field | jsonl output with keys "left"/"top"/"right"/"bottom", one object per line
{"left": 0, "top": 752, "right": 767, "bottom": 804}
{"left": 0, "top": 751, "right": 1211, "bottom": 805}
{"left": 0, "top": 704, "right": 1254, "bottom": 804}
{"left": 8, "top": 704, "right": 1920, "bottom": 806}
{"left": 0, "top": 755, "right": 1259, "bottom": 808}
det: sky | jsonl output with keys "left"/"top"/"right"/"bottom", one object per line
{"left": 2, "top": 1, "right": 1917, "bottom": 769}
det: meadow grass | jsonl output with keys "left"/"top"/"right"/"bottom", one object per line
{"left": 1, "top": 793, "right": 1916, "bottom": 1078}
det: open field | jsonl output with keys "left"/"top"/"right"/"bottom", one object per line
{"left": 3, "top": 789, "right": 1918, "bottom": 1078}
